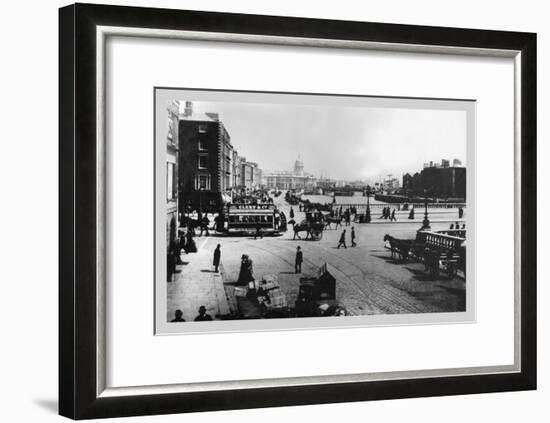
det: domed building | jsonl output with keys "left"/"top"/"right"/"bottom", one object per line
{"left": 264, "top": 157, "right": 316, "bottom": 190}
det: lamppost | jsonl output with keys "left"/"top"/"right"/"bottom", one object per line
{"left": 365, "top": 186, "right": 372, "bottom": 223}
{"left": 420, "top": 189, "right": 431, "bottom": 231}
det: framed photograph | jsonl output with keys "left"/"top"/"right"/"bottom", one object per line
{"left": 59, "top": 3, "right": 536, "bottom": 419}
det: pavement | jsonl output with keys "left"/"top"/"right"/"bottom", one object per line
{"left": 167, "top": 193, "right": 466, "bottom": 321}
{"left": 167, "top": 237, "right": 230, "bottom": 322}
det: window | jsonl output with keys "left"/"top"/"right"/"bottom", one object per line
{"left": 195, "top": 173, "right": 211, "bottom": 191}
{"left": 198, "top": 124, "right": 207, "bottom": 133}
{"left": 198, "top": 138, "right": 207, "bottom": 151}
{"left": 198, "top": 155, "right": 208, "bottom": 169}
{"left": 166, "top": 162, "right": 176, "bottom": 200}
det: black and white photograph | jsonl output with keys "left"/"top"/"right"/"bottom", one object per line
{"left": 158, "top": 89, "right": 473, "bottom": 330}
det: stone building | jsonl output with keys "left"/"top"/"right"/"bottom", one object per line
{"left": 177, "top": 102, "right": 234, "bottom": 213}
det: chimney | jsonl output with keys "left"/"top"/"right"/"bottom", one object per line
{"left": 184, "top": 101, "right": 193, "bottom": 117}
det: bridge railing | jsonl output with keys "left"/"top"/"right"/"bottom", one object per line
{"left": 333, "top": 203, "right": 466, "bottom": 210}
{"left": 418, "top": 231, "right": 466, "bottom": 251}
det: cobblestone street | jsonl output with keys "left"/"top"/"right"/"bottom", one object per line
{"left": 168, "top": 193, "right": 466, "bottom": 321}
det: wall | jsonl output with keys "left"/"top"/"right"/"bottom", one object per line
{"left": 0, "top": 0, "right": 547, "bottom": 422}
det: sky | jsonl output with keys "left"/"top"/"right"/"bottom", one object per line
{"left": 179, "top": 99, "right": 467, "bottom": 183}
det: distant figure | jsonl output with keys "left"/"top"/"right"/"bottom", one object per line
{"left": 390, "top": 209, "right": 397, "bottom": 222}
{"left": 450, "top": 223, "right": 455, "bottom": 230}
{"left": 213, "top": 244, "right": 221, "bottom": 273}
{"left": 455, "top": 221, "right": 459, "bottom": 230}
{"left": 461, "top": 223, "right": 466, "bottom": 229}
{"left": 254, "top": 221, "right": 263, "bottom": 239}
{"left": 194, "top": 305, "right": 212, "bottom": 322}
{"left": 237, "top": 254, "right": 254, "bottom": 285}
{"left": 199, "top": 216, "right": 210, "bottom": 236}
{"left": 290, "top": 207, "right": 295, "bottom": 219}
{"left": 351, "top": 227, "right": 356, "bottom": 247}
{"left": 458, "top": 207, "right": 464, "bottom": 219}
{"left": 171, "top": 309, "right": 185, "bottom": 322}
{"left": 408, "top": 207, "right": 415, "bottom": 220}
{"left": 337, "top": 230, "right": 347, "bottom": 249}
{"left": 295, "top": 246, "right": 303, "bottom": 273}
{"left": 185, "top": 230, "right": 197, "bottom": 253}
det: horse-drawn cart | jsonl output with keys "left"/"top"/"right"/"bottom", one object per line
{"left": 293, "top": 211, "right": 325, "bottom": 241}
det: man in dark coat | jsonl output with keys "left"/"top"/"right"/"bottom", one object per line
{"left": 171, "top": 309, "right": 185, "bottom": 322}
{"left": 351, "top": 226, "right": 356, "bottom": 247}
{"left": 337, "top": 229, "right": 347, "bottom": 249}
{"left": 295, "top": 246, "right": 303, "bottom": 273}
{"left": 237, "top": 254, "right": 254, "bottom": 285}
{"left": 194, "top": 305, "right": 212, "bottom": 321}
{"left": 213, "top": 244, "right": 221, "bottom": 273}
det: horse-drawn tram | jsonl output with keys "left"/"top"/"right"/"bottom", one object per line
{"left": 226, "top": 203, "right": 280, "bottom": 235}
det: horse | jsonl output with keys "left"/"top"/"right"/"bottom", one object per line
{"left": 324, "top": 216, "right": 343, "bottom": 230}
{"left": 383, "top": 234, "right": 412, "bottom": 261}
{"left": 293, "top": 220, "right": 323, "bottom": 240}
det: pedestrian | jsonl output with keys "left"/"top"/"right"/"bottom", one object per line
{"left": 408, "top": 207, "right": 415, "bottom": 220}
{"left": 237, "top": 254, "right": 254, "bottom": 285}
{"left": 337, "top": 229, "right": 347, "bottom": 249}
{"left": 391, "top": 209, "right": 397, "bottom": 222}
{"left": 199, "top": 215, "right": 210, "bottom": 236}
{"left": 450, "top": 223, "right": 455, "bottom": 230}
{"left": 213, "top": 244, "right": 221, "bottom": 273}
{"left": 295, "top": 246, "right": 303, "bottom": 273}
{"left": 290, "top": 207, "right": 294, "bottom": 219}
{"left": 194, "top": 305, "right": 212, "bottom": 321}
{"left": 351, "top": 226, "right": 356, "bottom": 247}
{"left": 458, "top": 206, "right": 464, "bottom": 219}
{"left": 171, "top": 309, "right": 185, "bottom": 322}
{"left": 185, "top": 230, "right": 197, "bottom": 253}
{"left": 254, "top": 221, "right": 263, "bottom": 239}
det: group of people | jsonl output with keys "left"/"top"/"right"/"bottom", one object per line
{"left": 170, "top": 305, "right": 213, "bottom": 322}
{"left": 379, "top": 206, "right": 397, "bottom": 221}
{"left": 337, "top": 227, "right": 357, "bottom": 248}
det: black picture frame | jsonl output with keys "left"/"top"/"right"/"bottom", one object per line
{"left": 59, "top": 3, "right": 536, "bottom": 420}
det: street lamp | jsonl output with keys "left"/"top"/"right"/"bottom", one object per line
{"left": 365, "top": 186, "right": 372, "bottom": 223}
{"left": 420, "top": 189, "right": 431, "bottom": 231}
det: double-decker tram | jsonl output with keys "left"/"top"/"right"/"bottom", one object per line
{"left": 226, "top": 203, "right": 278, "bottom": 235}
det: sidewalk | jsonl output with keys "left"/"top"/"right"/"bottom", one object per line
{"left": 167, "top": 237, "right": 230, "bottom": 322}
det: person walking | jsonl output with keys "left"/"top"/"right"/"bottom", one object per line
{"left": 337, "top": 229, "right": 347, "bottom": 249}
{"left": 295, "top": 246, "right": 303, "bottom": 273}
{"left": 391, "top": 209, "right": 397, "bottom": 222}
{"left": 289, "top": 207, "right": 294, "bottom": 219}
{"left": 213, "top": 244, "right": 221, "bottom": 273}
{"left": 408, "top": 207, "right": 415, "bottom": 220}
{"left": 199, "top": 215, "right": 210, "bottom": 236}
{"left": 351, "top": 226, "right": 356, "bottom": 247}
{"left": 237, "top": 254, "right": 254, "bottom": 285}
{"left": 254, "top": 221, "right": 263, "bottom": 239}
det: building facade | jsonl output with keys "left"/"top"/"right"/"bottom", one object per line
{"left": 178, "top": 102, "right": 234, "bottom": 213}
{"left": 264, "top": 158, "right": 317, "bottom": 190}
{"left": 166, "top": 101, "right": 179, "bottom": 247}
{"left": 403, "top": 159, "right": 466, "bottom": 199}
